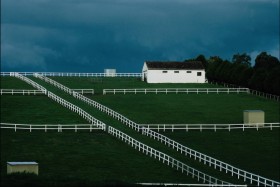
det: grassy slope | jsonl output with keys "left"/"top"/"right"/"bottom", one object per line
{"left": 1, "top": 77, "right": 35, "bottom": 89}
{"left": 50, "top": 77, "right": 280, "bottom": 180}
{"left": 26, "top": 77, "right": 242, "bottom": 184}
{"left": 91, "top": 94, "right": 279, "bottom": 124}
{"left": 0, "top": 77, "right": 200, "bottom": 185}
{"left": 1, "top": 130, "right": 199, "bottom": 185}
{"left": 1, "top": 95, "right": 88, "bottom": 124}
{"left": 51, "top": 77, "right": 222, "bottom": 94}
{"left": 1, "top": 78, "right": 278, "bottom": 184}
{"left": 164, "top": 129, "right": 280, "bottom": 181}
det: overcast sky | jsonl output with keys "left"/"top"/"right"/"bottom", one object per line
{"left": 1, "top": 0, "right": 279, "bottom": 72}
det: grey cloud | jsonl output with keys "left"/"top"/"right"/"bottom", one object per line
{"left": 1, "top": 0, "right": 279, "bottom": 72}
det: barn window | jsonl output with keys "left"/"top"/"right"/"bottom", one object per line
{"left": 197, "top": 72, "right": 202, "bottom": 76}
{"left": 174, "top": 71, "right": 179, "bottom": 73}
{"left": 187, "top": 71, "right": 192, "bottom": 73}
{"left": 162, "top": 71, "right": 168, "bottom": 73}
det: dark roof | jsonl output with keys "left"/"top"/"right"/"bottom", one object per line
{"left": 145, "top": 61, "right": 204, "bottom": 70}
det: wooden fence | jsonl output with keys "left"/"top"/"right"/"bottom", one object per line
{"left": 108, "top": 126, "right": 230, "bottom": 185}
{"left": 0, "top": 123, "right": 100, "bottom": 132}
{"left": 103, "top": 88, "right": 249, "bottom": 95}
{"left": 140, "top": 123, "right": 280, "bottom": 132}
{"left": 0, "top": 89, "right": 46, "bottom": 95}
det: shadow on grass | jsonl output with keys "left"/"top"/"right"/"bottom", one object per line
{"left": 1, "top": 173, "right": 139, "bottom": 187}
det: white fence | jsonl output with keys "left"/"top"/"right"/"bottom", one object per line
{"left": 34, "top": 74, "right": 94, "bottom": 95}
{"left": 13, "top": 73, "right": 47, "bottom": 94}
{"left": 72, "top": 89, "right": 94, "bottom": 95}
{"left": 34, "top": 73, "right": 72, "bottom": 94}
{"left": 103, "top": 88, "right": 249, "bottom": 95}
{"left": 141, "top": 128, "right": 280, "bottom": 187}
{"left": 1, "top": 72, "right": 142, "bottom": 77}
{"left": 108, "top": 126, "right": 230, "bottom": 185}
{"left": 140, "top": 123, "right": 280, "bottom": 132}
{"left": 47, "top": 92, "right": 106, "bottom": 130}
{"left": 33, "top": 74, "right": 280, "bottom": 186}
{"left": 0, "top": 89, "right": 46, "bottom": 95}
{"left": 210, "top": 81, "right": 280, "bottom": 102}
{"left": 0, "top": 123, "right": 100, "bottom": 132}
{"left": 34, "top": 73, "right": 142, "bottom": 132}
{"left": 138, "top": 183, "right": 247, "bottom": 186}
{"left": 13, "top": 74, "right": 106, "bottom": 131}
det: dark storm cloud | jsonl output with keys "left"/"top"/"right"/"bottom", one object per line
{"left": 1, "top": 0, "right": 279, "bottom": 72}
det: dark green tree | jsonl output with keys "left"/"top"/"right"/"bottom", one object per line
{"left": 254, "top": 52, "right": 279, "bottom": 70}
{"left": 232, "top": 53, "right": 251, "bottom": 67}
{"left": 195, "top": 54, "right": 209, "bottom": 69}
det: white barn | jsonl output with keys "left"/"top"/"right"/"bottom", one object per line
{"left": 142, "top": 61, "right": 206, "bottom": 83}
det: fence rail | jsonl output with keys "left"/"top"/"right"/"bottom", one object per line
{"left": 33, "top": 74, "right": 280, "bottom": 186}
{"left": 103, "top": 88, "right": 249, "bottom": 95}
{"left": 141, "top": 128, "right": 280, "bottom": 187}
{"left": 0, "top": 89, "right": 46, "bottom": 95}
{"left": 0, "top": 123, "right": 101, "bottom": 132}
{"left": 13, "top": 73, "right": 47, "bottom": 94}
{"left": 1, "top": 72, "right": 142, "bottom": 77}
{"left": 13, "top": 74, "right": 106, "bottom": 131}
{"left": 72, "top": 89, "right": 94, "bottom": 95}
{"left": 210, "top": 81, "right": 279, "bottom": 102}
{"left": 108, "top": 126, "right": 230, "bottom": 185}
{"left": 140, "top": 123, "right": 280, "bottom": 132}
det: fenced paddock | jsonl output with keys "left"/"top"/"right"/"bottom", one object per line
{"left": 0, "top": 89, "right": 46, "bottom": 95}
{"left": 140, "top": 123, "right": 280, "bottom": 132}
{"left": 3, "top": 73, "right": 278, "bottom": 185}
{"left": 0, "top": 123, "right": 101, "bottom": 132}
{"left": 11, "top": 73, "right": 106, "bottom": 130}
{"left": 31, "top": 74, "right": 280, "bottom": 186}
{"left": 103, "top": 88, "right": 249, "bottom": 95}
{"left": 141, "top": 128, "right": 280, "bottom": 187}
{"left": 108, "top": 126, "right": 230, "bottom": 185}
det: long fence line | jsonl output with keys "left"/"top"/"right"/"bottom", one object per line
{"left": 108, "top": 126, "right": 230, "bottom": 185}
{"left": 1, "top": 123, "right": 100, "bottom": 132}
{"left": 12, "top": 73, "right": 47, "bottom": 93}
{"left": 140, "top": 123, "right": 280, "bottom": 132}
{"left": 34, "top": 74, "right": 280, "bottom": 186}
{"left": 13, "top": 73, "right": 105, "bottom": 131}
{"left": 2, "top": 71, "right": 278, "bottom": 101}
{"left": 138, "top": 183, "right": 247, "bottom": 186}
{"left": 0, "top": 89, "right": 46, "bottom": 95}
{"left": 103, "top": 88, "right": 249, "bottom": 95}
{"left": 6, "top": 74, "right": 232, "bottom": 184}
{"left": 210, "top": 81, "right": 279, "bottom": 102}
{"left": 141, "top": 128, "right": 279, "bottom": 187}
{"left": 1, "top": 72, "right": 142, "bottom": 77}
{"left": 34, "top": 73, "right": 142, "bottom": 132}
{"left": 0, "top": 88, "right": 93, "bottom": 95}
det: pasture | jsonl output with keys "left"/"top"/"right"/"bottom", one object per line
{"left": 1, "top": 76, "right": 279, "bottom": 186}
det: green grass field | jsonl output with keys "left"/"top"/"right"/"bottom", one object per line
{"left": 1, "top": 130, "right": 201, "bottom": 186}
{"left": 51, "top": 77, "right": 223, "bottom": 94}
{"left": 1, "top": 76, "right": 279, "bottom": 185}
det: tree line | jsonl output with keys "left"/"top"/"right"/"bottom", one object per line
{"left": 185, "top": 52, "right": 280, "bottom": 95}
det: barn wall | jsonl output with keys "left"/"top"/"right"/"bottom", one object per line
{"left": 146, "top": 70, "right": 205, "bottom": 83}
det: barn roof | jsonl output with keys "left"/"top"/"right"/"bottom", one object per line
{"left": 145, "top": 61, "right": 204, "bottom": 70}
